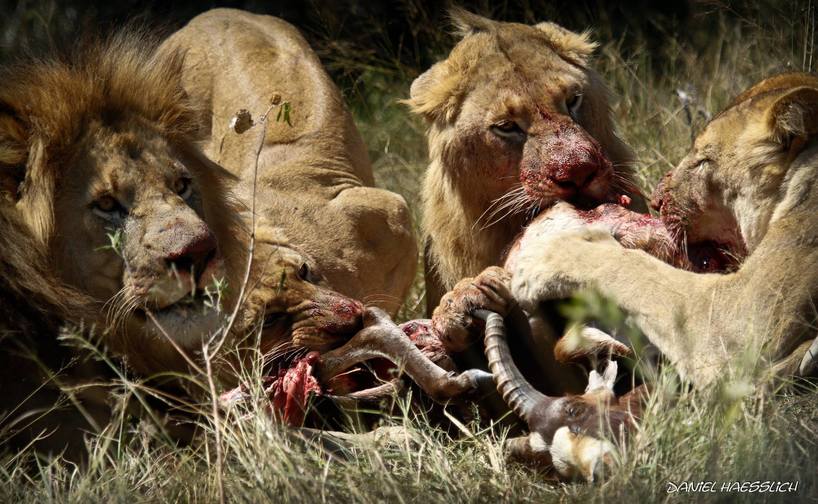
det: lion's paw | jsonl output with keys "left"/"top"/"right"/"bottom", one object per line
{"left": 511, "top": 262, "right": 580, "bottom": 312}
{"left": 509, "top": 232, "right": 586, "bottom": 311}
{"left": 432, "top": 266, "right": 513, "bottom": 352}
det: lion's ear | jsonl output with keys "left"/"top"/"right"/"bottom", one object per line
{"left": 449, "top": 7, "right": 495, "bottom": 38}
{"left": 404, "top": 61, "right": 463, "bottom": 123}
{"left": 766, "top": 86, "right": 818, "bottom": 159}
{"left": 534, "top": 22, "right": 598, "bottom": 65}
{"left": 0, "top": 108, "right": 29, "bottom": 201}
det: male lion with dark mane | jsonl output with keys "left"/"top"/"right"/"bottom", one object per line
{"left": 0, "top": 12, "right": 425, "bottom": 454}
{"left": 0, "top": 33, "right": 247, "bottom": 377}
{"left": 0, "top": 32, "right": 254, "bottom": 456}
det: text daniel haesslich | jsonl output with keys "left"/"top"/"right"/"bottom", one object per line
{"left": 666, "top": 481, "right": 799, "bottom": 494}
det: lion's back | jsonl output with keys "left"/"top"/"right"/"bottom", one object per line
{"left": 161, "top": 10, "right": 418, "bottom": 314}
{"left": 161, "top": 8, "right": 373, "bottom": 187}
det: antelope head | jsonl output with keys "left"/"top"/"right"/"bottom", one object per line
{"left": 480, "top": 311, "right": 645, "bottom": 481}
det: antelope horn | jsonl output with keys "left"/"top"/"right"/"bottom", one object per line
{"left": 475, "top": 309, "right": 551, "bottom": 424}
{"left": 798, "top": 334, "right": 818, "bottom": 377}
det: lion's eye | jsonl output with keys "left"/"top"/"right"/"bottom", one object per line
{"left": 263, "top": 313, "right": 285, "bottom": 329}
{"left": 490, "top": 120, "right": 525, "bottom": 140}
{"left": 566, "top": 93, "right": 583, "bottom": 119}
{"left": 174, "top": 177, "right": 193, "bottom": 199}
{"left": 96, "top": 196, "right": 116, "bottom": 212}
{"left": 92, "top": 195, "right": 127, "bottom": 220}
{"left": 298, "top": 262, "right": 312, "bottom": 282}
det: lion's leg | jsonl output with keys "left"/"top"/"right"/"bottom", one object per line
{"left": 432, "top": 264, "right": 615, "bottom": 393}
{"left": 511, "top": 228, "right": 726, "bottom": 387}
{"left": 330, "top": 186, "right": 418, "bottom": 315}
{"left": 318, "top": 307, "right": 493, "bottom": 403}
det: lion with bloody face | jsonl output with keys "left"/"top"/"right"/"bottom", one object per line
{"left": 398, "top": 10, "right": 649, "bottom": 408}
{"left": 0, "top": 24, "right": 393, "bottom": 455}
{"left": 406, "top": 9, "right": 642, "bottom": 317}
{"left": 512, "top": 73, "right": 818, "bottom": 388}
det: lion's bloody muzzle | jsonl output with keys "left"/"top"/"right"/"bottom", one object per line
{"left": 164, "top": 227, "right": 217, "bottom": 271}
{"left": 521, "top": 118, "right": 614, "bottom": 203}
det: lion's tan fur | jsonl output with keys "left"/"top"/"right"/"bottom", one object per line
{"left": 405, "top": 9, "right": 637, "bottom": 310}
{"left": 0, "top": 185, "right": 105, "bottom": 458}
{"left": 0, "top": 33, "right": 199, "bottom": 228}
{"left": 512, "top": 73, "right": 818, "bottom": 387}
{"left": 160, "top": 9, "right": 418, "bottom": 318}
{"left": 0, "top": 31, "right": 248, "bottom": 374}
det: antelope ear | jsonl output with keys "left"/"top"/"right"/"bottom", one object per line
{"left": 0, "top": 107, "right": 29, "bottom": 201}
{"left": 534, "top": 22, "right": 598, "bottom": 65}
{"left": 449, "top": 7, "right": 495, "bottom": 37}
{"left": 554, "top": 325, "right": 632, "bottom": 363}
{"left": 766, "top": 86, "right": 818, "bottom": 159}
{"left": 586, "top": 360, "right": 617, "bottom": 393}
{"left": 404, "top": 61, "right": 463, "bottom": 123}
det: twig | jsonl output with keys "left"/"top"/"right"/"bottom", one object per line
{"left": 203, "top": 343, "right": 225, "bottom": 504}
{"left": 211, "top": 100, "right": 277, "bottom": 357}
{"left": 198, "top": 99, "right": 278, "bottom": 504}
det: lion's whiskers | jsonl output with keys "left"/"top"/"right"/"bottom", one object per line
{"left": 361, "top": 293, "right": 401, "bottom": 306}
{"left": 477, "top": 186, "right": 531, "bottom": 231}
{"left": 611, "top": 172, "right": 643, "bottom": 199}
{"left": 263, "top": 339, "right": 308, "bottom": 370}
{"left": 104, "top": 287, "right": 135, "bottom": 334}
{"left": 473, "top": 190, "right": 514, "bottom": 231}
{"left": 105, "top": 289, "right": 140, "bottom": 335}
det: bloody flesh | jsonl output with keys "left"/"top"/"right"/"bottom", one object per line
{"left": 223, "top": 320, "right": 449, "bottom": 426}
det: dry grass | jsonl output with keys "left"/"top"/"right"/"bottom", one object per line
{"left": 2, "top": 354, "right": 816, "bottom": 503}
{"left": 2, "top": 2, "right": 818, "bottom": 503}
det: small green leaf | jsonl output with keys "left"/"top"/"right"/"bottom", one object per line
{"left": 275, "top": 102, "right": 293, "bottom": 127}
{"left": 95, "top": 228, "right": 124, "bottom": 257}
{"left": 277, "top": 269, "right": 287, "bottom": 294}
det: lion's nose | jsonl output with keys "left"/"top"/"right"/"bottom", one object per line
{"left": 548, "top": 156, "right": 599, "bottom": 191}
{"left": 164, "top": 230, "right": 217, "bottom": 277}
